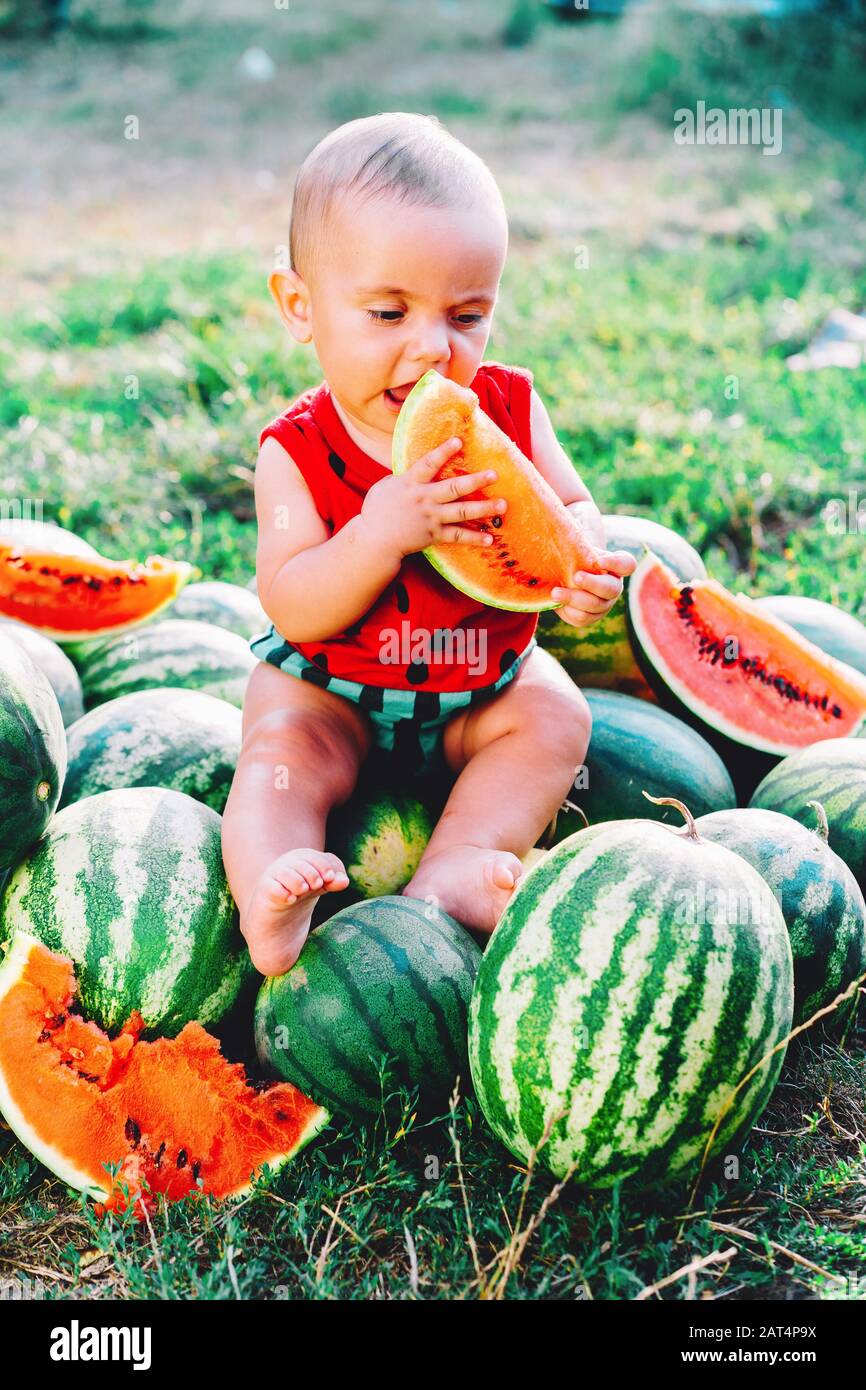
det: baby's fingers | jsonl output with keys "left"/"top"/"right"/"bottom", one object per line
{"left": 552, "top": 602, "right": 606, "bottom": 631}
{"left": 437, "top": 525, "right": 496, "bottom": 547}
{"left": 429, "top": 468, "right": 498, "bottom": 502}
{"left": 569, "top": 570, "right": 623, "bottom": 603}
{"left": 406, "top": 436, "right": 464, "bottom": 480}
{"left": 550, "top": 586, "right": 613, "bottom": 616}
{"left": 438, "top": 496, "right": 506, "bottom": 525}
{"left": 595, "top": 548, "right": 637, "bottom": 579}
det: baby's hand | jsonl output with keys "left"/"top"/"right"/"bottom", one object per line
{"left": 360, "top": 437, "right": 506, "bottom": 562}
{"left": 551, "top": 550, "right": 636, "bottom": 631}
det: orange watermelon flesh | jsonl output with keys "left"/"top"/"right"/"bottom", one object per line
{"left": 0, "top": 935, "right": 328, "bottom": 1215}
{"left": 391, "top": 370, "right": 608, "bottom": 612}
{"left": 628, "top": 552, "right": 866, "bottom": 756}
{"left": 0, "top": 546, "right": 193, "bottom": 642}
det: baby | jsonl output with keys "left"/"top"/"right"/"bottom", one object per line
{"left": 222, "top": 112, "right": 635, "bottom": 976}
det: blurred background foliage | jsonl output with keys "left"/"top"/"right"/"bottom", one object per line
{"left": 0, "top": 0, "right": 864, "bottom": 606}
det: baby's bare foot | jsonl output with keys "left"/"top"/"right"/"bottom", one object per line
{"left": 402, "top": 844, "right": 523, "bottom": 934}
{"left": 242, "top": 849, "right": 349, "bottom": 976}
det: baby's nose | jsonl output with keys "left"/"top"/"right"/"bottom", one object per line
{"left": 406, "top": 318, "right": 452, "bottom": 364}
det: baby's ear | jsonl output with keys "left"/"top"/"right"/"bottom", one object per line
{"left": 268, "top": 268, "right": 313, "bottom": 343}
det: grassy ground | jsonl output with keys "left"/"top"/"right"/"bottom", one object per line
{"left": 1, "top": 0, "right": 866, "bottom": 1299}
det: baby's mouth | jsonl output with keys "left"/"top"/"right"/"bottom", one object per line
{"left": 384, "top": 381, "right": 418, "bottom": 407}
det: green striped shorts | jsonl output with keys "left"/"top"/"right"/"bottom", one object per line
{"left": 249, "top": 627, "right": 535, "bottom": 778}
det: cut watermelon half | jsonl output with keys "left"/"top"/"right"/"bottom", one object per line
{"left": 628, "top": 551, "right": 866, "bottom": 759}
{"left": 391, "top": 370, "right": 609, "bottom": 611}
{"left": 0, "top": 934, "right": 329, "bottom": 1215}
{"left": 0, "top": 545, "right": 194, "bottom": 643}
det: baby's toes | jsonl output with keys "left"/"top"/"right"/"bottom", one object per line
{"left": 308, "top": 849, "right": 350, "bottom": 888}
{"left": 489, "top": 853, "right": 523, "bottom": 891}
{"left": 272, "top": 867, "right": 310, "bottom": 902}
{"left": 289, "top": 857, "right": 328, "bottom": 891}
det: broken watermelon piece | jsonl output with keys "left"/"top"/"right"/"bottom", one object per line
{"left": 0, "top": 934, "right": 329, "bottom": 1216}
{"left": 0, "top": 545, "right": 193, "bottom": 643}
{"left": 391, "top": 370, "right": 618, "bottom": 611}
{"left": 627, "top": 551, "right": 866, "bottom": 758}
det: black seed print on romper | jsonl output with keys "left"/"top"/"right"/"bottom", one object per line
{"left": 413, "top": 691, "right": 441, "bottom": 724}
{"left": 499, "top": 648, "right": 518, "bottom": 676}
{"left": 395, "top": 581, "right": 410, "bottom": 613}
{"left": 311, "top": 652, "right": 330, "bottom": 671}
{"left": 406, "top": 661, "right": 429, "bottom": 685}
{"left": 344, "top": 622, "right": 363, "bottom": 639}
{"left": 328, "top": 452, "right": 346, "bottom": 478}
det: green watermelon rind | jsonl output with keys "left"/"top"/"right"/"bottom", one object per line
{"left": 255, "top": 896, "right": 482, "bottom": 1118}
{"left": 330, "top": 792, "right": 435, "bottom": 899}
{"left": 469, "top": 819, "right": 794, "bottom": 1188}
{"left": 696, "top": 806, "right": 866, "bottom": 1028}
{"left": 168, "top": 580, "right": 269, "bottom": 641}
{"left": 0, "top": 787, "right": 255, "bottom": 1037}
{"left": 0, "top": 620, "right": 84, "bottom": 727}
{"left": 554, "top": 689, "right": 736, "bottom": 837}
{"left": 0, "top": 634, "right": 67, "bottom": 872}
{"left": 78, "top": 618, "right": 257, "bottom": 711}
{"left": 750, "top": 739, "right": 866, "bottom": 897}
{"left": 60, "top": 687, "right": 242, "bottom": 814}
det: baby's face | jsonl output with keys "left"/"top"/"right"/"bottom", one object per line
{"left": 306, "top": 191, "right": 507, "bottom": 447}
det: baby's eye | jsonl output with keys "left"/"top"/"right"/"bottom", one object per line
{"left": 366, "top": 309, "right": 403, "bottom": 323}
{"left": 454, "top": 313, "right": 484, "bottom": 327}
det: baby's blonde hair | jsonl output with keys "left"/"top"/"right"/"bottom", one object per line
{"left": 289, "top": 111, "right": 506, "bottom": 285}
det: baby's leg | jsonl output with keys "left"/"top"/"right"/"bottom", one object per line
{"left": 222, "top": 662, "right": 371, "bottom": 975}
{"left": 403, "top": 648, "right": 590, "bottom": 933}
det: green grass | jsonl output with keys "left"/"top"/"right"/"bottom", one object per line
{"left": 3, "top": 1036, "right": 866, "bottom": 1300}
{"left": 1, "top": 0, "right": 866, "bottom": 1300}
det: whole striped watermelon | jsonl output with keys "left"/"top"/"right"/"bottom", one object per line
{"left": 169, "top": 580, "right": 269, "bottom": 640}
{"left": 0, "top": 787, "right": 254, "bottom": 1036}
{"left": 469, "top": 815, "right": 793, "bottom": 1186}
{"left": 551, "top": 689, "right": 735, "bottom": 841}
{"left": 0, "top": 620, "right": 84, "bottom": 726}
{"left": 750, "top": 739, "right": 866, "bottom": 896}
{"left": 78, "top": 618, "right": 256, "bottom": 710}
{"left": 755, "top": 596, "right": 866, "bottom": 679}
{"left": 697, "top": 807, "right": 866, "bottom": 1027}
{"left": 329, "top": 786, "right": 434, "bottom": 898}
{"left": 255, "top": 896, "right": 481, "bottom": 1118}
{"left": 60, "top": 688, "right": 242, "bottom": 813}
{"left": 0, "top": 634, "right": 67, "bottom": 871}
{"left": 537, "top": 515, "right": 705, "bottom": 698}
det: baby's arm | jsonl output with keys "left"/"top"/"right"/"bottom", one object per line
{"left": 527, "top": 386, "right": 635, "bottom": 630}
{"left": 255, "top": 435, "right": 505, "bottom": 644}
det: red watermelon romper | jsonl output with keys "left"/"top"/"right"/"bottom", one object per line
{"left": 249, "top": 361, "right": 538, "bottom": 775}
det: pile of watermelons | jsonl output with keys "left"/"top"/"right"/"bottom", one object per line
{"left": 1, "top": 513, "right": 866, "bottom": 1205}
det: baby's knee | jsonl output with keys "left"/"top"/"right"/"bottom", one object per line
{"left": 242, "top": 707, "right": 360, "bottom": 800}
{"left": 518, "top": 682, "right": 591, "bottom": 760}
